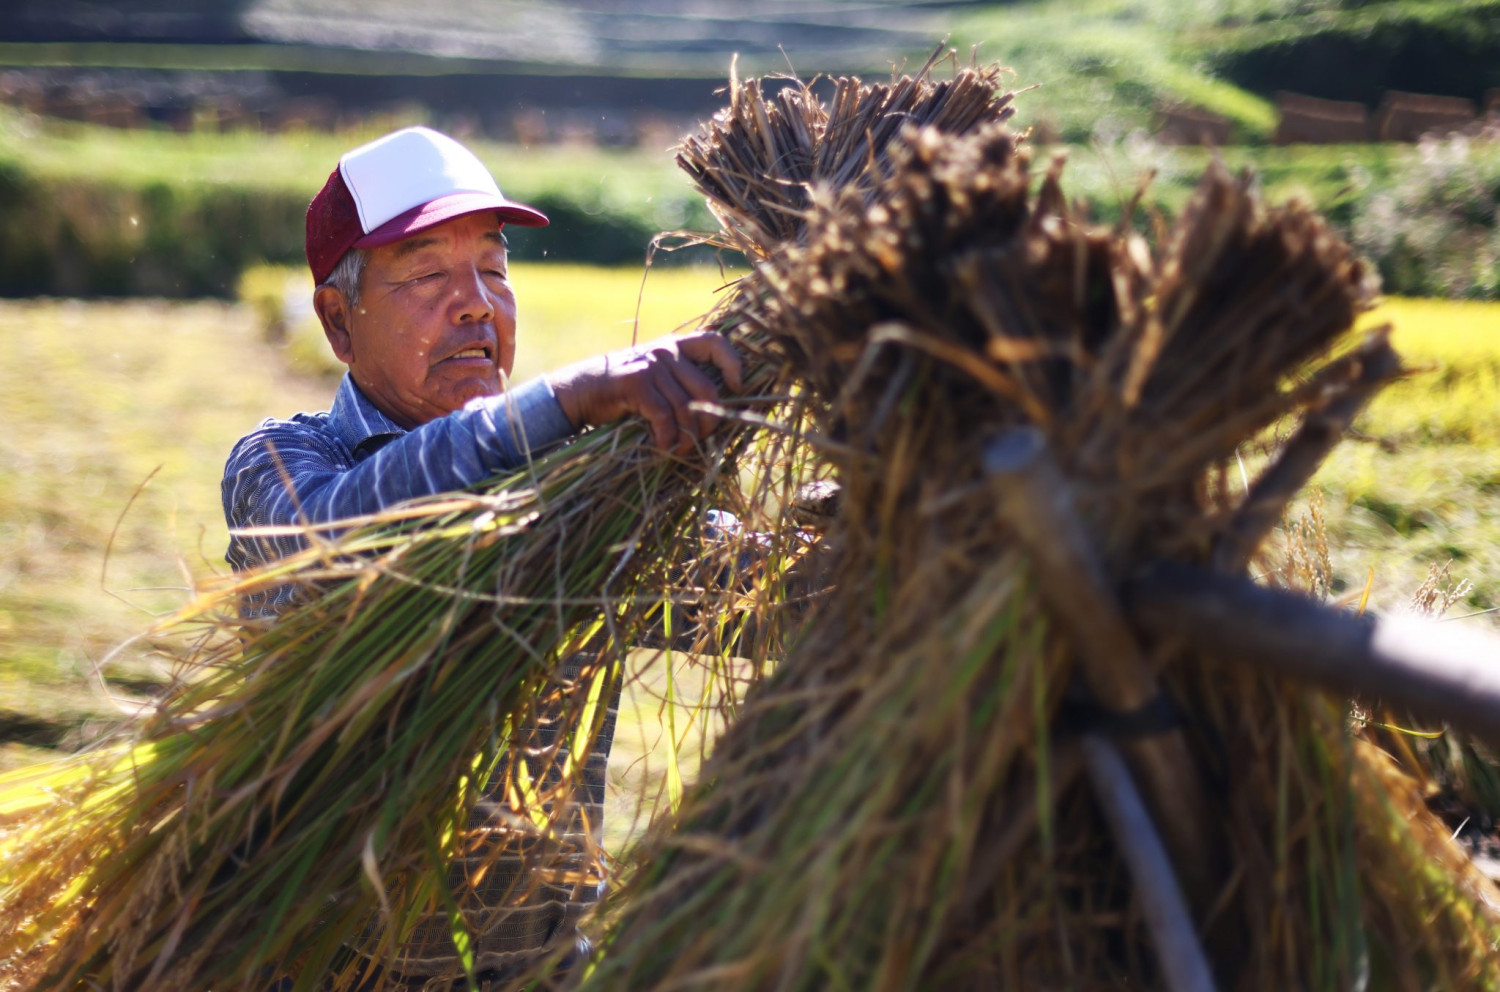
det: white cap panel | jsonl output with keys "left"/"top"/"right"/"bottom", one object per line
{"left": 338, "top": 126, "right": 504, "bottom": 233}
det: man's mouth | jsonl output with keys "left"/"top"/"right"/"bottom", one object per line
{"left": 446, "top": 347, "right": 491, "bottom": 362}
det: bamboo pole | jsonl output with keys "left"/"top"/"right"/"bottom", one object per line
{"left": 1083, "top": 735, "right": 1219, "bottom": 992}
{"left": 1128, "top": 563, "right": 1500, "bottom": 751}
{"left": 984, "top": 428, "right": 1221, "bottom": 909}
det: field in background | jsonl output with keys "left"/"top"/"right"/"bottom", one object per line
{"left": 0, "top": 100, "right": 1423, "bottom": 236}
{"left": 0, "top": 299, "right": 330, "bottom": 769}
{"left": 1, "top": 277, "right": 1496, "bottom": 851}
{"left": 1312, "top": 299, "right": 1500, "bottom": 617}
{"left": 487, "top": 262, "right": 740, "bottom": 381}
{"left": 7, "top": 70, "right": 1500, "bottom": 298}
{"left": 0, "top": 107, "right": 701, "bottom": 227}
{"left": 953, "top": 0, "right": 1500, "bottom": 143}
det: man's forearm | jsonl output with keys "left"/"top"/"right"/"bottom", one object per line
{"left": 223, "top": 378, "right": 574, "bottom": 571}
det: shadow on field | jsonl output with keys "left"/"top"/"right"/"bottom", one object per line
{"left": 0, "top": 677, "right": 166, "bottom": 752}
{"left": 0, "top": 710, "right": 72, "bottom": 749}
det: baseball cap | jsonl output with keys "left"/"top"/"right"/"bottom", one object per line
{"left": 305, "top": 126, "right": 549, "bottom": 285}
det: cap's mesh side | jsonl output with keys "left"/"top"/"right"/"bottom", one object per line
{"left": 306, "top": 167, "right": 365, "bottom": 285}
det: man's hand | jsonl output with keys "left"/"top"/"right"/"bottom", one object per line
{"left": 547, "top": 332, "right": 745, "bottom": 455}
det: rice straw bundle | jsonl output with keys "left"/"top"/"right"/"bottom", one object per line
{"left": 585, "top": 71, "right": 1500, "bottom": 990}
{"left": 0, "top": 417, "right": 765, "bottom": 989}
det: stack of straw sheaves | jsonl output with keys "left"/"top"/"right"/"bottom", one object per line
{"left": 3, "top": 54, "right": 1500, "bottom": 992}
{"left": 587, "top": 63, "right": 1500, "bottom": 992}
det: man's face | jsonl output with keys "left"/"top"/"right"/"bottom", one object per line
{"left": 322, "top": 211, "right": 518, "bottom": 429}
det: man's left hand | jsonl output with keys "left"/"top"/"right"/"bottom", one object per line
{"left": 547, "top": 332, "right": 745, "bottom": 455}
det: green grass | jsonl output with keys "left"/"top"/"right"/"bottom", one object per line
{"left": 0, "top": 44, "right": 1487, "bottom": 298}
{"left": 956, "top": 0, "right": 1500, "bottom": 143}
{"left": 0, "top": 105, "right": 707, "bottom": 232}
{"left": 954, "top": 0, "right": 1279, "bottom": 142}
{"left": 0, "top": 106, "right": 721, "bottom": 292}
{"left": 1051, "top": 141, "right": 1404, "bottom": 228}
{"left": 0, "top": 52, "right": 1407, "bottom": 238}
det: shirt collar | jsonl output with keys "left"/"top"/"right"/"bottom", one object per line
{"left": 327, "top": 372, "right": 407, "bottom": 457}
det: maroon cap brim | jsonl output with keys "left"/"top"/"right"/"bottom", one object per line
{"left": 353, "top": 191, "right": 550, "bottom": 250}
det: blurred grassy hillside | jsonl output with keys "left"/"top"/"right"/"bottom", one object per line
{"left": 0, "top": 107, "right": 701, "bottom": 219}
{"left": 0, "top": 106, "right": 715, "bottom": 295}
{"left": 955, "top": 0, "right": 1500, "bottom": 143}
{"left": 8, "top": 0, "right": 1500, "bottom": 299}
{"left": 7, "top": 97, "right": 1500, "bottom": 299}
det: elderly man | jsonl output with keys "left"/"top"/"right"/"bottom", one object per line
{"left": 221, "top": 126, "right": 741, "bottom": 987}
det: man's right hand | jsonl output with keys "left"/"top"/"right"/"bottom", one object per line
{"left": 547, "top": 332, "right": 745, "bottom": 456}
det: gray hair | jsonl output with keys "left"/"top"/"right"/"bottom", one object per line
{"left": 324, "top": 247, "right": 369, "bottom": 308}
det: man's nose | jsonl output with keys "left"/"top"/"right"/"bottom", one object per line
{"left": 452, "top": 266, "right": 495, "bottom": 324}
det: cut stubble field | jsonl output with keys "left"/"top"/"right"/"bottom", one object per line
{"left": 0, "top": 270, "right": 1496, "bottom": 855}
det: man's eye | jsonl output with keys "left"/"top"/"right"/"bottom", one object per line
{"left": 484, "top": 268, "right": 508, "bottom": 279}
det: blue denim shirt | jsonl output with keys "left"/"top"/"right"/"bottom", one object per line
{"left": 221, "top": 371, "right": 576, "bottom": 612}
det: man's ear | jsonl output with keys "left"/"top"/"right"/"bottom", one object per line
{"left": 313, "top": 285, "right": 355, "bottom": 365}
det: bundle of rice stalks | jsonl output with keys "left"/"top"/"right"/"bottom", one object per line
{"left": 0, "top": 54, "right": 1017, "bottom": 992}
{"left": 585, "top": 71, "right": 1500, "bottom": 990}
{"left": 0, "top": 422, "right": 762, "bottom": 989}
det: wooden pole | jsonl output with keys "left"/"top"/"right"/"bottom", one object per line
{"left": 1211, "top": 334, "right": 1400, "bottom": 573}
{"left": 984, "top": 429, "right": 1221, "bottom": 910}
{"left": 1083, "top": 735, "right": 1219, "bottom": 992}
{"left": 1129, "top": 563, "right": 1500, "bottom": 751}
